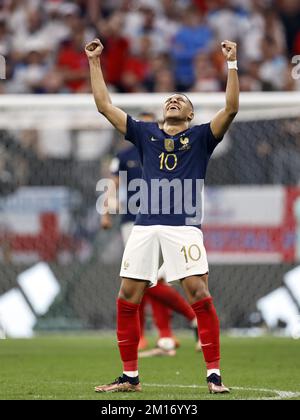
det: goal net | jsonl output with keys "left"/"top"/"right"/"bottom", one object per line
{"left": 0, "top": 92, "right": 300, "bottom": 338}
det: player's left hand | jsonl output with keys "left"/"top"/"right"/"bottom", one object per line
{"left": 221, "top": 40, "right": 237, "bottom": 61}
{"left": 101, "top": 213, "right": 113, "bottom": 230}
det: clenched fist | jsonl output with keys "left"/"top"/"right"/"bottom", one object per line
{"left": 101, "top": 213, "right": 113, "bottom": 230}
{"left": 85, "top": 39, "right": 104, "bottom": 59}
{"left": 221, "top": 40, "right": 237, "bottom": 62}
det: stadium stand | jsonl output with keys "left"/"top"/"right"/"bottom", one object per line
{"left": 0, "top": 0, "right": 299, "bottom": 95}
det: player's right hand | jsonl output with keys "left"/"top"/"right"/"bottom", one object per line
{"left": 85, "top": 39, "right": 104, "bottom": 59}
{"left": 101, "top": 214, "right": 113, "bottom": 230}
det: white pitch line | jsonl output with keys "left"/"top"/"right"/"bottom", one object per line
{"left": 144, "top": 383, "right": 300, "bottom": 400}
{"left": 38, "top": 381, "right": 300, "bottom": 400}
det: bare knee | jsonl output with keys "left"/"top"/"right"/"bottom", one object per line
{"left": 118, "top": 278, "right": 148, "bottom": 305}
{"left": 118, "top": 285, "right": 139, "bottom": 304}
{"left": 194, "top": 282, "right": 210, "bottom": 302}
{"left": 118, "top": 287, "right": 138, "bottom": 303}
{"left": 182, "top": 274, "right": 210, "bottom": 305}
{"left": 118, "top": 288, "right": 131, "bottom": 302}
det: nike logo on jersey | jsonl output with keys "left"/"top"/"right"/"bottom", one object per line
{"left": 151, "top": 137, "right": 160, "bottom": 142}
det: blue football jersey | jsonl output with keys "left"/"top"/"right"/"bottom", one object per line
{"left": 125, "top": 115, "right": 220, "bottom": 227}
{"left": 110, "top": 145, "right": 142, "bottom": 224}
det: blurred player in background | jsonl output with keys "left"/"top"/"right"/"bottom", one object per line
{"left": 86, "top": 38, "right": 239, "bottom": 395}
{"left": 101, "top": 111, "right": 200, "bottom": 356}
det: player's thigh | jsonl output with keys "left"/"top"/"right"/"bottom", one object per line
{"left": 160, "top": 226, "right": 209, "bottom": 283}
{"left": 120, "top": 226, "right": 160, "bottom": 285}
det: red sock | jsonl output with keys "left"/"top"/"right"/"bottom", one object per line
{"left": 149, "top": 296, "right": 173, "bottom": 338}
{"left": 117, "top": 298, "right": 140, "bottom": 372}
{"left": 146, "top": 283, "right": 195, "bottom": 322}
{"left": 139, "top": 295, "right": 148, "bottom": 338}
{"left": 192, "top": 297, "right": 220, "bottom": 370}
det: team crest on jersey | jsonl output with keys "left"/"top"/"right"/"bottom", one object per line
{"left": 180, "top": 137, "right": 189, "bottom": 145}
{"left": 164, "top": 138, "right": 175, "bottom": 152}
{"left": 179, "top": 137, "right": 191, "bottom": 151}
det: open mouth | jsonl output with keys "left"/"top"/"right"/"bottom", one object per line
{"left": 168, "top": 105, "right": 180, "bottom": 111}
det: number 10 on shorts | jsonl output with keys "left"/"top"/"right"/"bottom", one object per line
{"left": 181, "top": 244, "right": 201, "bottom": 263}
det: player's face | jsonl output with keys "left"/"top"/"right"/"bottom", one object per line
{"left": 163, "top": 95, "right": 194, "bottom": 123}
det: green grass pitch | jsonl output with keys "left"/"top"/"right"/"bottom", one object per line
{"left": 0, "top": 334, "right": 299, "bottom": 400}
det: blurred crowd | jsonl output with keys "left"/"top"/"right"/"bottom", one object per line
{"left": 0, "top": 0, "right": 299, "bottom": 94}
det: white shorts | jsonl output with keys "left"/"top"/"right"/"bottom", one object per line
{"left": 120, "top": 225, "right": 209, "bottom": 285}
{"left": 121, "top": 222, "right": 167, "bottom": 282}
{"left": 120, "top": 222, "right": 135, "bottom": 245}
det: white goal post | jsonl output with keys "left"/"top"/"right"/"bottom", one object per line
{"left": 0, "top": 92, "right": 299, "bottom": 130}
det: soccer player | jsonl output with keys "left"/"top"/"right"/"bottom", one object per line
{"left": 86, "top": 38, "right": 239, "bottom": 394}
{"left": 101, "top": 111, "right": 200, "bottom": 355}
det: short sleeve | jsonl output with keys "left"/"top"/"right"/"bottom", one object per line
{"left": 200, "top": 123, "right": 222, "bottom": 156}
{"left": 125, "top": 115, "right": 143, "bottom": 147}
{"left": 125, "top": 115, "right": 147, "bottom": 163}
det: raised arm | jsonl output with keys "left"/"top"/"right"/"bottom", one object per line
{"left": 85, "top": 39, "right": 127, "bottom": 135}
{"left": 210, "top": 41, "right": 239, "bottom": 140}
